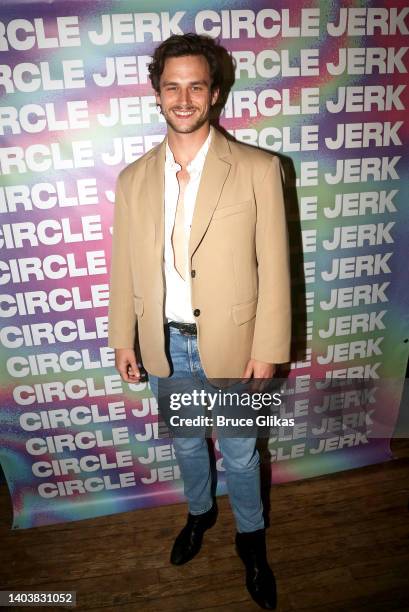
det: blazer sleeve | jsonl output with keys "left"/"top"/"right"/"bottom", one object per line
{"left": 107, "top": 174, "right": 137, "bottom": 349}
{"left": 251, "top": 155, "right": 291, "bottom": 364}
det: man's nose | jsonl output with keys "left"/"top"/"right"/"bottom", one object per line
{"left": 178, "top": 88, "right": 192, "bottom": 105}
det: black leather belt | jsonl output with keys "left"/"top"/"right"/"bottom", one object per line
{"left": 167, "top": 321, "right": 197, "bottom": 335}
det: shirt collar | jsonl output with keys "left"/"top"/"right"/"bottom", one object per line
{"left": 165, "top": 126, "right": 213, "bottom": 173}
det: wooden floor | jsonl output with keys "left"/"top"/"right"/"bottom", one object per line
{"left": 1, "top": 439, "right": 408, "bottom": 612}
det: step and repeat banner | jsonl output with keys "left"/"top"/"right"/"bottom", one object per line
{"left": 0, "top": 0, "right": 408, "bottom": 528}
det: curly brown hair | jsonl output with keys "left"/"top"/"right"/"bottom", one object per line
{"left": 148, "top": 33, "right": 223, "bottom": 93}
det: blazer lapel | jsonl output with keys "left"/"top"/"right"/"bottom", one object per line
{"left": 189, "top": 129, "right": 232, "bottom": 260}
{"left": 145, "top": 137, "right": 166, "bottom": 251}
{"left": 144, "top": 130, "right": 232, "bottom": 260}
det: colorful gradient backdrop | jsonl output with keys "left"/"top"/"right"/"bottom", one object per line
{"left": 0, "top": 0, "right": 408, "bottom": 528}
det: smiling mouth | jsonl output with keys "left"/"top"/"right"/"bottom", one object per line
{"left": 172, "top": 109, "right": 196, "bottom": 118}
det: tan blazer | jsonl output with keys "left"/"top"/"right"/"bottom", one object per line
{"left": 107, "top": 128, "right": 291, "bottom": 379}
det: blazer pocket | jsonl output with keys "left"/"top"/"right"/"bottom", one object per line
{"left": 133, "top": 296, "right": 144, "bottom": 317}
{"left": 231, "top": 298, "right": 257, "bottom": 326}
{"left": 212, "top": 199, "right": 252, "bottom": 220}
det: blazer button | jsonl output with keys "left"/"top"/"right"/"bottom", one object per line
{"left": 191, "top": 269, "right": 196, "bottom": 278}
{"left": 193, "top": 308, "right": 200, "bottom": 317}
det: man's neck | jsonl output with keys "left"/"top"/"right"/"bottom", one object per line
{"left": 167, "top": 124, "right": 211, "bottom": 169}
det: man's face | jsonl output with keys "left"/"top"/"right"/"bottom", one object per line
{"left": 155, "top": 54, "right": 219, "bottom": 134}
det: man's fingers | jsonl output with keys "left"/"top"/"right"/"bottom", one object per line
{"left": 115, "top": 349, "right": 140, "bottom": 383}
{"left": 241, "top": 362, "right": 254, "bottom": 383}
{"left": 250, "top": 379, "right": 263, "bottom": 392}
{"left": 118, "top": 360, "right": 133, "bottom": 382}
{"left": 127, "top": 357, "right": 141, "bottom": 381}
{"left": 258, "top": 378, "right": 271, "bottom": 392}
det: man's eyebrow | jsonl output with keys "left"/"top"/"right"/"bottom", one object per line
{"left": 162, "top": 79, "right": 209, "bottom": 86}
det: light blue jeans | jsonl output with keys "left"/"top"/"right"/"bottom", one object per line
{"left": 149, "top": 325, "right": 264, "bottom": 533}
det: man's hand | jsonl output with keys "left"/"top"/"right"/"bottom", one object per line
{"left": 115, "top": 348, "right": 141, "bottom": 383}
{"left": 242, "top": 359, "right": 277, "bottom": 391}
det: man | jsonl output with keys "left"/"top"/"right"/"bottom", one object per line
{"left": 108, "top": 34, "right": 291, "bottom": 610}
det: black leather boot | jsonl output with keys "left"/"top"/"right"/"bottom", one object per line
{"left": 170, "top": 503, "right": 217, "bottom": 565}
{"left": 235, "top": 529, "right": 277, "bottom": 610}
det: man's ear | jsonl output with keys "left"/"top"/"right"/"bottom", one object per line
{"left": 211, "top": 87, "right": 220, "bottom": 106}
{"left": 155, "top": 90, "right": 161, "bottom": 106}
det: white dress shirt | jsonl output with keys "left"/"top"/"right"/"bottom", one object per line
{"left": 164, "top": 127, "right": 213, "bottom": 323}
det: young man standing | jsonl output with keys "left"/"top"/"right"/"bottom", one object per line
{"left": 108, "top": 34, "right": 291, "bottom": 610}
